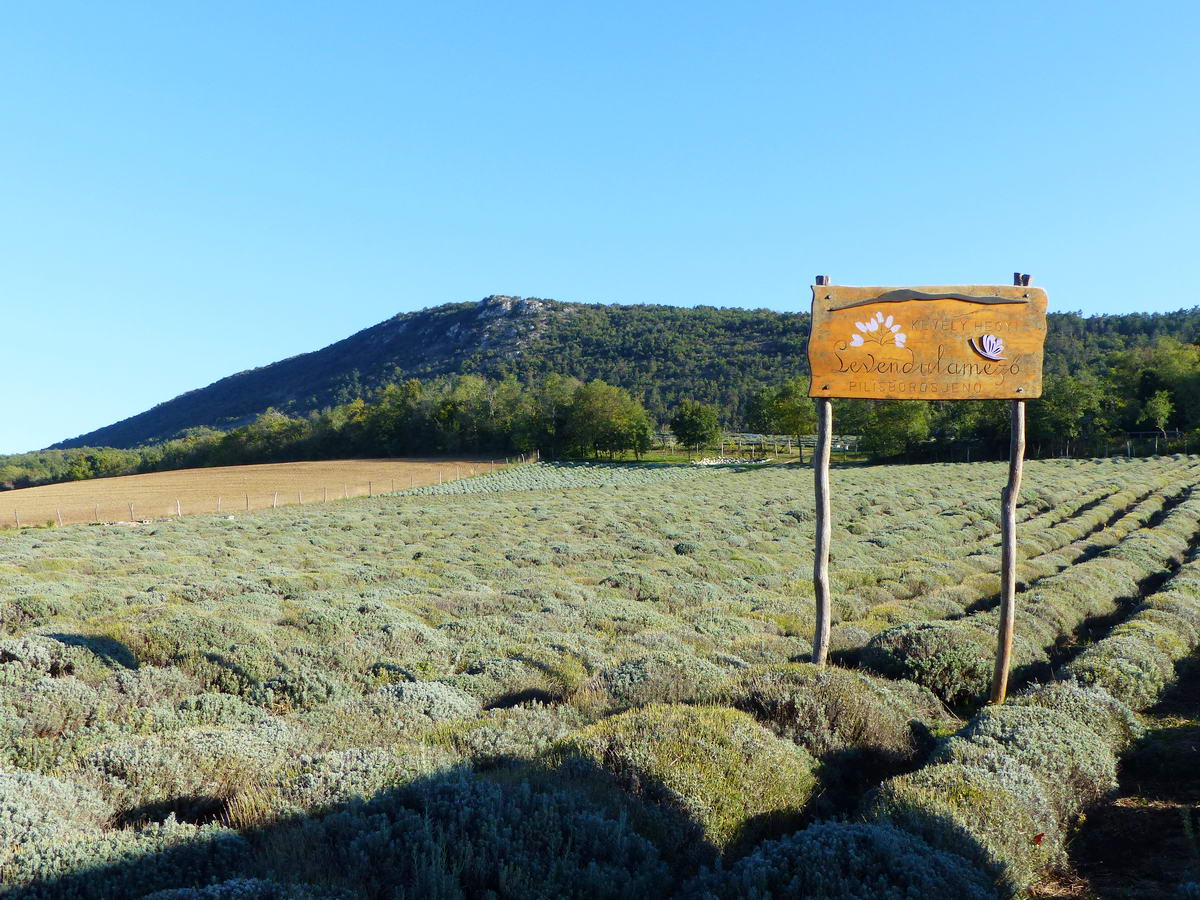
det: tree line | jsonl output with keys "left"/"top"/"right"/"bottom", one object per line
{"left": 0, "top": 375, "right": 654, "bottom": 490}
{"left": 842, "top": 336, "right": 1200, "bottom": 460}
{"left": 3, "top": 333, "right": 1199, "bottom": 491}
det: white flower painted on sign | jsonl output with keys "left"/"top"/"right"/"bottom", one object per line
{"left": 969, "top": 334, "right": 1006, "bottom": 361}
{"left": 849, "top": 311, "right": 906, "bottom": 348}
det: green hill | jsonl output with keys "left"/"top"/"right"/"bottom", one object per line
{"left": 54, "top": 297, "right": 810, "bottom": 448}
{"left": 53, "top": 295, "right": 1200, "bottom": 450}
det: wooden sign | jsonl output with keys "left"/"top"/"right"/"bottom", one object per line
{"left": 808, "top": 284, "right": 1048, "bottom": 400}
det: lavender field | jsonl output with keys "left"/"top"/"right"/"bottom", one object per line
{"left": 3, "top": 457, "right": 1199, "bottom": 898}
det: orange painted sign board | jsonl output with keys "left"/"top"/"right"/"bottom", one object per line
{"left": 808, "top": 284, "right": 1048, "bottom": 400}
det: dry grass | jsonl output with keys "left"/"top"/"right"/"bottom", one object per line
{"left": 0, "top": 457, "right": 510, "bottom": 526}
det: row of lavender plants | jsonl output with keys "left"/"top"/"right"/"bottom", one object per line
{"left": 848, "top": 543, "right": 1200, "bottom": 898}
{"left": 859, "top": 485, "right": 1200, "bottom": 709}
{"left": 833, "top": 459, "right": 1200, "bottom": 646}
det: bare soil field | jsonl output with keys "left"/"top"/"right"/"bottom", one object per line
{"left": 0, "top": 457, "right": 508, "bottom": 526}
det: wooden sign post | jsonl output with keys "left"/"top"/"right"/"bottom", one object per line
{"left": 806, "top": 276, "right": 1047, "bottom": 705}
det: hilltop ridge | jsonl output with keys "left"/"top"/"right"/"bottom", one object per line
{"left": 53, "top": 295, "right": 1200, "bottom": 450}
{"left": 54, "top": 296, "right": 810, "bottom": 448}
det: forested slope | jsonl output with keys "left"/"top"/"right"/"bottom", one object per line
{"left": 54, "top": 297, "right": 809, "bottom": 449}
{"left": 56, "top": 294, "right": 1199, "bottom": 452}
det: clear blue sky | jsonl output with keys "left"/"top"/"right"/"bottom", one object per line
{"left": 2, "top": 1, "right": 1197, "bottom": 453}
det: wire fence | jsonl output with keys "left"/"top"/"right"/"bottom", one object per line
{"left": 652, "top": 432, "right": 861, "bottom": 458}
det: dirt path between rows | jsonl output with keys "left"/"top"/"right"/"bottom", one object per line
{"left": 1035, "top": 657, "right": 1200, "bottom": 898}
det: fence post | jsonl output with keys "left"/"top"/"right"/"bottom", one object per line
{"left": 217, "top": 496, "right": 222, "bottom": 513}
{"left": 812, "top": 396, "right": 833, "bottom": 665}
{"left": 990, "top": 273, "right": 1032, "bottom": 705}
{"left": 273, "top": 492, "right": 278, "bottom": 509}
{"left": 129, "top": 503, "right": 134, "bottom": 521}
{"left": 56, "top": 509, "right": 63, "bottom": 527}
{"left": 176, "top": 499, "right": 181, "bottom": 517}
{"left": 990, "top": 398, "right": 1026, "bottom": 704}
{"left": 811, "top": 275, "right": 834, "bottom": 666}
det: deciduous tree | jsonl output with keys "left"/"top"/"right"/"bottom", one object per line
{"left": 670, "top": 400, "right": 721, "bottom": 457}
